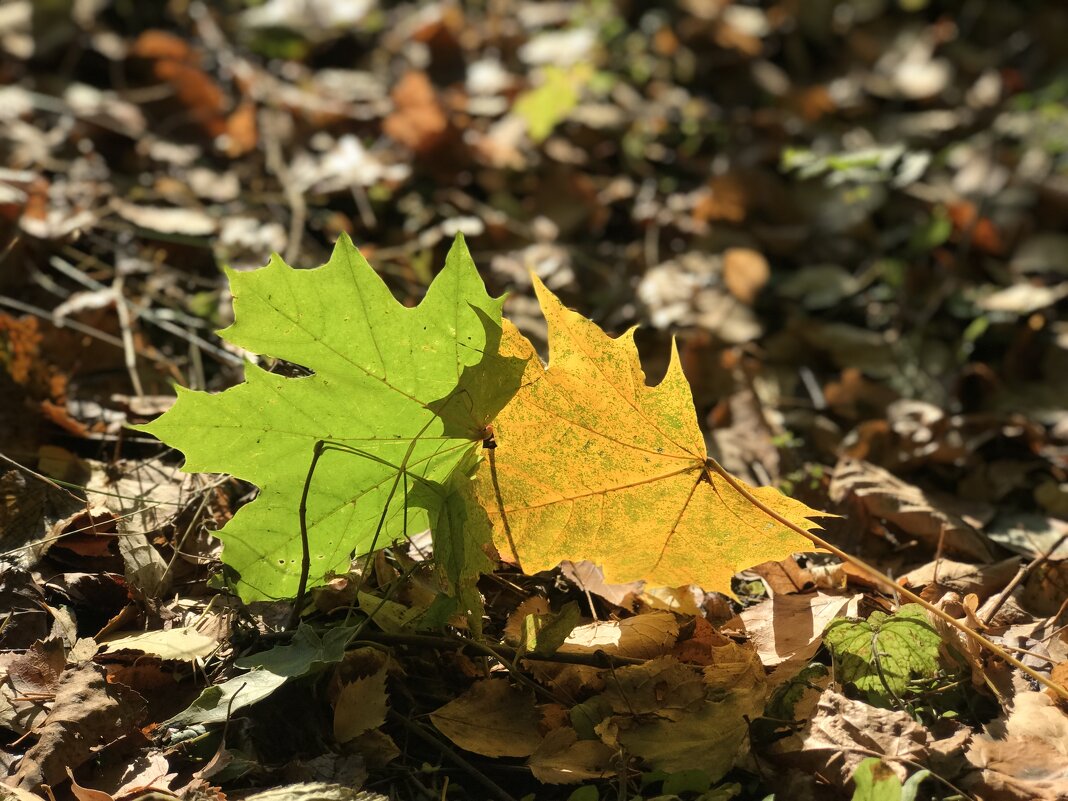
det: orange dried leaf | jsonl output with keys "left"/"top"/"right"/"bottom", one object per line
{"left": 383, "top": 71, "right": 449, "bottom": 155}
{"left": 473, "top": 277, "right": 823, "bottom": 594}
{"left": 722, "top": 247, "right": 770, "bottom": 305}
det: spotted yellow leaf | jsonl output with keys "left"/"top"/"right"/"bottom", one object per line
{"left": 474, "top": 276, "right": 824, "bottom": 594}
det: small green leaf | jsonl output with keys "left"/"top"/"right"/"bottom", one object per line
{"left": 824, "top": 604, "right": 943, "bottom": 705}
{"left": 165, "top": 669, "right": 288, "bottom": 728}
{"left": 566, "top": 786, "right": 600, "bottom": 801}
{"left": 662, "top": 769, "right": 711, "bottom": 795}
{"left": 234, "top": 623, "right": 353, "bottom": 676}
{"left": 850, "top": 757, "right": 930, "bottom": 801}
{"left": 571, "top": 695, "right": 613, "bottom": 741}
{"left": 514, "top": 65, "right": 592, "bottom": 143}
{"left": 520, "top": 600, "right": 582, "bottom": 657}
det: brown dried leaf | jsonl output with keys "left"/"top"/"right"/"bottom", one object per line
{"left": 504, "top": 596, "right": 550, "bottom": 645}
{"left": 746, "top": 556, "right": 815, "bottom": 596}
{"left": 1021, "top": 560, "right": 1068, "bottom": 617}
{"left": 603, "top": 656, "right": 706, "bottom": 714}
{"left": 902, "top": 557, "right": 1020, "bottom": 603}
{"left": 561, "top": 611, "right": 679, "bottom": 660}
{"left": 965, "top": 692, "right": 1068, "bottom": 801}
{"left": 722, "top": 247, "right": 770, "bottom": 305}
{"left": 11, "top": 662, "right": 147, "bottom": 791}
{"left": 771, "top": 688, "right": 933, "bottom": 785}
{"left": 333, "top": 664, "right": 388, "bottom": 744}
{"left": 528, "top": 727, "right": 614, "bottom": 784}
{"left": 740, "top": 591, "right": 861, "bottom": 670}
{"left": 610, "top": 644, "right": 766, "bottom": 780}
{"left": 68, "top": 767, "right": 113, "bottom": 801}
{"left": 560, "top": 561, "right": 643, "bottom": 609}
{"left": 383, "top": 72, "right": 449, "bottom": 155}
{"left": 829, "top": 458, "right": 995, "bottom": 562}
{"left": 6, "top": 639, "right": 65, "bottom": 697}
{"left": 430, "top": 680, "right": 542, "bottom": 758}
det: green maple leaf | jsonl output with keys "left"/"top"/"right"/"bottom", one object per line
{"left": 136, "top": 234, "right": 524, "bottom": 602}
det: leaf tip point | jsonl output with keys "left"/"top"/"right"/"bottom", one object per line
{"left": 124, "top": 421, "right": 151, "bottom": 436}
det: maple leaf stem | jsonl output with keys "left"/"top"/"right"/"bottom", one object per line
{"left": 289, "top": 439, "right": 326, "bottom": 630}
{"left": 704, "top": 458, "right": 1068, "bottom": 702}
{"left": 488, "top": 446, "right": 523, "bottom": 573}
{"left": 290, "top": 415, "right": 446, "bottom": 630}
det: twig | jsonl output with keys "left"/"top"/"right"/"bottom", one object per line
{"left": 353, "top": 630, "right": 644, "bottom": 668}
{"left": 0, "top": 507, "right": 165, "bottom": 559}
{"left": 261, "top": 107, "right": 306, "bottom": 265}
{"left": 113, "top": 271, "right": 144, "bottom": 398}
{"left": 704, "top": 457, "right": 1068, "bottom": 701}
{"left": 50, "top": 252, "right": 242, "bottom": 367}
{"left": 387, "top": 709, "right": 519, "bottom": 801}
{"left": 0, "top": 452, "right": 83, "bottom": 500}
{"left": 0, "top": 295, "right": 128, "bottom": 352}
{"left": 932, "top": 523, "right": 946, "bottom": 587}
{"left": 350, "top": 185, "right": 377, "bottom": 231}
{"left": 982, "top": 532, "right": 1068, "bottom": 626}
{"left": 289, "top": 414, "right": 445, "bottom": 630}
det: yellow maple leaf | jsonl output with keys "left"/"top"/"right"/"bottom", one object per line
{"left": 473, "top": 276, "right": 824, "bottom": 594}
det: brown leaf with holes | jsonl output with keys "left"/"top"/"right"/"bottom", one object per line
{"left": 770, "top": 688, "right": 934, "bottom": 785}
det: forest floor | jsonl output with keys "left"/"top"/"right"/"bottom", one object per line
{"left": 2, "top": 2, "right": 1068, "bottom": 801}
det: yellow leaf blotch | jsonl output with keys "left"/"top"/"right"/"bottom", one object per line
{"left": 475, "top": 276, "right": 823, "bottom": 595}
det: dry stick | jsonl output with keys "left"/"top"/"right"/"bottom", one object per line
{"left": 50, "top": 251, "right": 242, "bottom": 367}
{"left": 0, "top": 295, "right": 128, "bottom": 352}
{"left": 0, "top": 452, "right": 83, "bottom": 500}
{"left": 387, "top": 710, "right": 519, "bottom": 801}
{"left": 355, "top": 630, "right": 644, "bottom": 668}
{"left": 704, "top": 457, "right": 1068, "bottom": 701}
{"left": 0, "top": 507, "right": 164, "bottom": 559}
{"left": 1036, "top": 597, "right": 1068, "bottom": 645}
{"left": 112, "top": 271, "right": 144, "bottom": 398}
{"left": 982, "top": 532, "right": 1068, "bottom": 626}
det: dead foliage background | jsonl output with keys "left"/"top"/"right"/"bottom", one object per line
{"left": 2, "top": 2, "right": 1068, "bottom": 801}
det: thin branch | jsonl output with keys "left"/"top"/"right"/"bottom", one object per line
{"left": 387, "top": 710, "right": 519, "bottom": 801}
{"left": 982, "top": 532, "right": 1068, "bottom": 626}
{"left": 704, "top": 457, "right": 1068, "bottom": 701}
{"left": 354, "top": 630, "right": 644, "bottom": 668}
